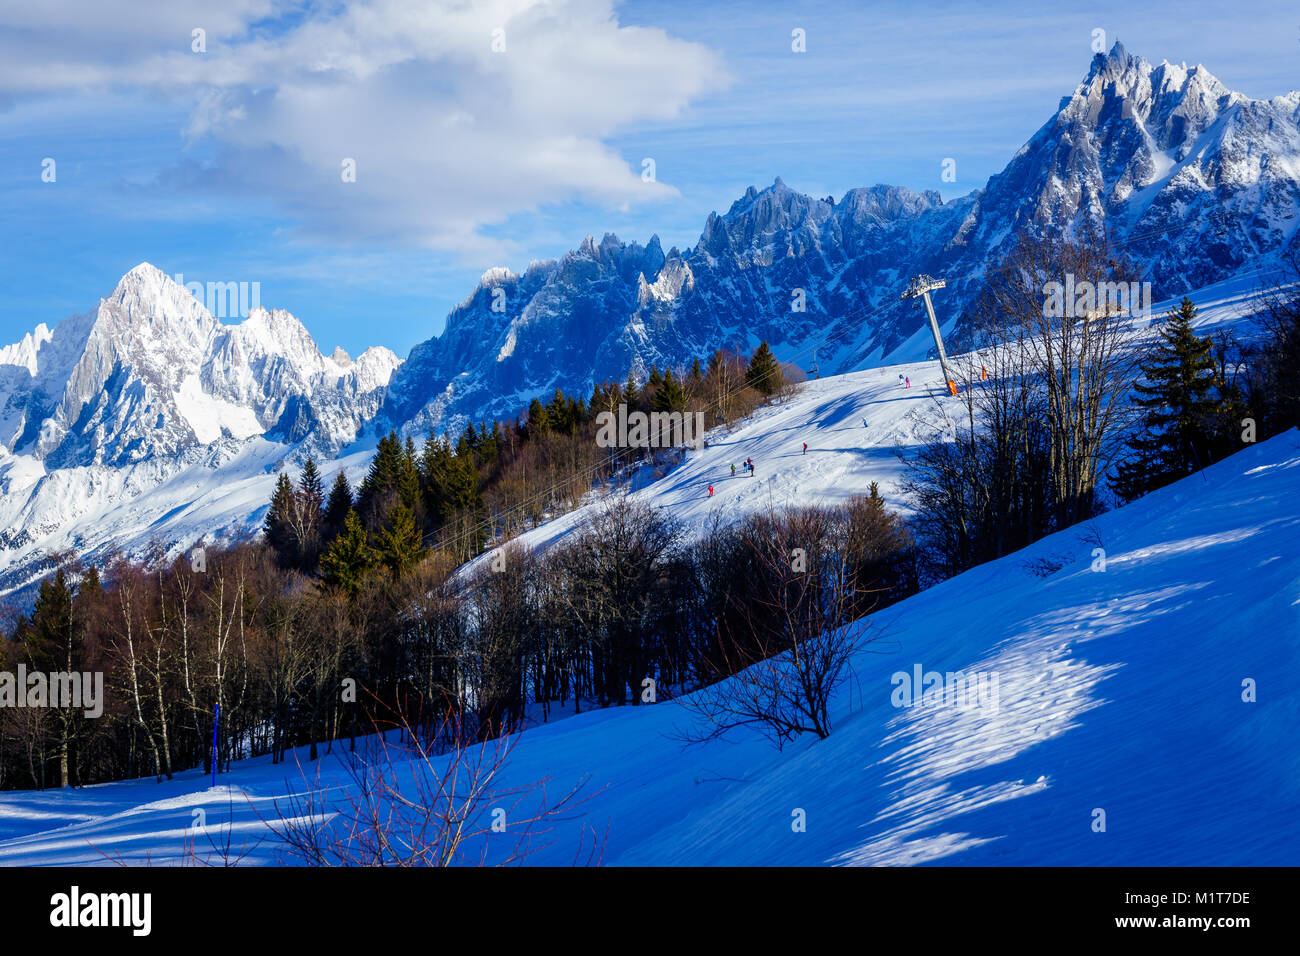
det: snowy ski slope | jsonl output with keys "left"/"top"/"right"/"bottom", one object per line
{"left": 0, "top": 340, "right": 1295, "bottom": 865}
{"left": 473, "top": 274, "right": 1271, "bottom": 564}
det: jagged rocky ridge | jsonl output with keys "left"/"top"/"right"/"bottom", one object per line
{"left": 0, "top": 42, "right": 1296, "bottom": 603}
{"left": 0, "top": 262, "right": 399, "bottom": 468}
{"left": 381, "top": 43, "right": 1300, "bottom": 438}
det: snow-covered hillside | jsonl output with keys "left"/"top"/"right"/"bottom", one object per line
{"left": 2, "top": 43, "right": 1295, "bottom": 608}
{"left": 469, "top": 274, "right": 1268, "bottom": 567}
{"left": 380, "top": 43, "right": 1300, "bottom": 439}
{"left": 0, "top": 264, "right": 398, "bottom": 601}
{"left": 0, "top": 439, "right": 380, "bottom": 600}
{"left": 0, "top": 366, "right": 1294, "bottom": 866}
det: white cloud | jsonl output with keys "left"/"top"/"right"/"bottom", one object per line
{"left": 0, "top": 0, "right": 728, "bottom": 255}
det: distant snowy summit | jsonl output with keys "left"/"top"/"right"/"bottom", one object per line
{"left": 0, "top": 263, "right": 399, "bottom": 469}
{"left": 0, "top": 43, "right": 1295, "bottom": 605}
{"left": 380, "top": 42, "right": 1300, "bottom": 440}
{"left": 0, "top": 264, "right": 402, "bottom": 603}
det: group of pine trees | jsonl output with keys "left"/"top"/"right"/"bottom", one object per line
{"left": 263, "top": 342, "right": 794, "bottom": 585}
{"left": 0, "top": 490, "right": 914, "bottom": 789}
{"left": 0, "top": 340, "right": 807, "bottom": 789}
{"left": 1114, "top": 240, "right": 1300, "bottom": 503}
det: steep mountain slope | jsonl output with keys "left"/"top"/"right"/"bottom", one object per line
{"left": 0, "top": 45, "right": 1294, "bottom": 608}
{"left": 381, "top": 43, "right": 1300, "bottom": 439}
{"left": 955, "top": 43, "right": 1300, "bottom": 299}
{"left": 1, "top": 395, "right": 1294, "bottom": 867}
{"left": 0, "top": 264, "right": 398, "bottom": 599}
{"left": 0, "top": 274, "right": 1265, "bottom": 605}
{"left": 463, "top": 275, "right": 1265, "bottom": 571}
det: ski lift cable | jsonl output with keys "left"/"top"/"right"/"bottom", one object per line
{"left": 422, "top": 220, "right": 1273, "bottom": 559}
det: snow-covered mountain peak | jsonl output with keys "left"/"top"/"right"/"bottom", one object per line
{"left": 1065, "top": 42, "right": 1236, "bottom": 156}
{"left": 0, "top": 264, "right": 399, "bottom": 473}
{"left": 722, "top": 176, "right": 825, "bottom": 228}
{"left": 0, "top": 323, "right": 54, "bottom": 375}
{"left": 479, "top": 265, "right": 516, "bottom": 287}
{"left": 1086, "top": 40, "right": 1142, "bottom": 82}
{"left": 351, "top": 346, "right": 402, "bottom": 387}
{"left": 232, "top": 306, "right": 323, "bottom": 365}
{"left": 377, "top": 45, "right": 1299, "bottom": 445}
{"left": 98, "top": 261, "right": 218, "bottom": 349}
{"left": 108, "top": 261, "right": 205, "bottom": 315}
{"left": 0, "top": 262, "right": 407, "bottom": 600}
{"left": 837, "top": 184, "right": 944, "bottom": 225}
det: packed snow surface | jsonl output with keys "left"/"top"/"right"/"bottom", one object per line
{"left": 0, "top": 394, "right": 1294, "bottom": 867}
{"left": 474, "top": 274, "right": 1269, "bottom": 564}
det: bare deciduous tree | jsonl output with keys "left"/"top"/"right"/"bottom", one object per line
{"left": 982, "top": 231, "right": 1147, "bottom": 526}
{"left": 269, "top": 707, "right": 602, "bottom": 866}
{"left": 678, "top": 506, "right": 871, "bottom": 749}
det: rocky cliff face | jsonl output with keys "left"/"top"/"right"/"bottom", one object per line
{"left": 0, "top": 43, "right": 1295, "bottom": 605}
{"left": 0, "top": 263, "right": 399, "bottom": 469}
{"left": 378, "top": 44, "right": 1300, "bottom": 440}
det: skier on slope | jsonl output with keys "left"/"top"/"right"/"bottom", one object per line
{"left": 802, "top": 442, "right": 807, "bottom": 455}
{"left": 708, "top": 485, "right": 714, "bottom": 497}
{"left": 731, "top": 463, "right": 736, "bottom": 476}
{"left": 905, "top": 376, "right": 910, "bottom": 388}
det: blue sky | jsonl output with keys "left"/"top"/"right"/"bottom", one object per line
{"left": 1, "top": 0, "right": 1296, "bottom": 358}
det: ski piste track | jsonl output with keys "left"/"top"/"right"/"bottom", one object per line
{"left": 0, "top": 275, "right": 1294, "bottom": 866}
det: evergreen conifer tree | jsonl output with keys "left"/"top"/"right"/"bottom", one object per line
{"left": 399, "top": 437, "right": 421, "bottom": 513}
{"left": 746, "top": 341, "right": 782, "bottom": 395}
{"left": 377, "top": 504, "right": 428, "bottom": 577}
{"left": 319, "top": 510, "right": 375, "bottom": 594}
{"left": 357, "top": 431, "right": 403, "bottom": 527}
{"left": 324, "top": 471, "right": 353, "bottom": 535}
{"left": 1115, "top": 298, "right": 1227, "bottom": 501}
{"left": 299, "top": 458, "right": 324, "bottom": 512}
{"left": 653, "top": 368, "right": 686, "bottom": 413}
{"left": 28, "top": 568, "right": 80, "bottom": 786}
{"left": 526, "top": 397, "right": 551, "bottom": 437}
{"left": 264, "top": 472, "right": 296, "bottom": 555}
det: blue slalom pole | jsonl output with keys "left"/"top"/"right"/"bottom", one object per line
{"left": 211, "top": 703, "right": 220, "bottom": 788}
